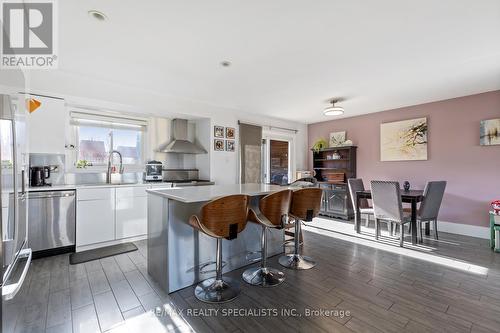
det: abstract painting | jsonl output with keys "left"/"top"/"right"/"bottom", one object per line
{"left": 480, "top": 119, "right": 500, "bottom": 146}
{"left": 381, "top": 117, "right": 428, "bottom": 161}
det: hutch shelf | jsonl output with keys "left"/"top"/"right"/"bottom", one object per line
{"left": 312, "top": 146, "right": 357, "bottom": 220}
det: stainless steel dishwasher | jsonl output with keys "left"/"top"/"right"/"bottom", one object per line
{"left": 28, "top": 190, "right": 76, "bottom": 256}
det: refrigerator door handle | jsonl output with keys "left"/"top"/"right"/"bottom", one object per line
{"left": 2, "top": 248, "right": 32, "bottom": 300}
{"left": 21, "top": 169, "right": 26, "bottom": 195}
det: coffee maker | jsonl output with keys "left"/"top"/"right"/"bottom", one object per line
{"left": 30, "top": 166, "right": 51, "bottom": 187}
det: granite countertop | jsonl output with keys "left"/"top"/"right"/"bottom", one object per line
{"left": 146, "top": 183, "right": 285, "bottom": 203}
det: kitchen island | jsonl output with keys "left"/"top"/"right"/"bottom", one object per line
{"left": 146, "top": 183, "right": 286, "bottom": 293}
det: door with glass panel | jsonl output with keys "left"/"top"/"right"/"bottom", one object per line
{"left": 263, "top": 139, "right": 290, "bottom": 185}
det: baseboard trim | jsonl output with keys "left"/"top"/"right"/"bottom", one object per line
{"left": 430, "top": 220, "right": 490, "bottom": 239}
{"left": 76, "top": 235, "right": 147, "bottom": 252}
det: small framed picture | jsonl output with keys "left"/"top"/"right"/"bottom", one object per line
{"left": 214, "top": 126, "right": 224, "bottom": 138}
{"left": 226, "top": 140, "right": 235, "bottom": 152}
{"left": 214, "top": 139, "right": 224, "bottom": 151}
{"left": 225, "top": 127, "right": 235, "bottom": 139}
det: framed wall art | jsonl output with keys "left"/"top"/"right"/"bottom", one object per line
{"left": 214, "top": 139, "right": 224, "bottom": 151}
{"left": 380, "top": 117, "right": 428, "bottom": 161}
{"left": 329, "top": 131, "right": 346, "bottom": 147}
{"left": 480, "top": 118, "right": 500, "bottom": 146}
{"left": 226, "top": 140, "right": 235, "bottom": 152}
{"left": 214, "top": 126, "right": 224, "bottom": 138}
{"left": 226, "top": 127, "right": 235, "bottom": 139}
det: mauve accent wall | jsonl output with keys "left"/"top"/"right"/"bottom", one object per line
{"left": 308, "top": 90, "right": 500, "bottom": 227}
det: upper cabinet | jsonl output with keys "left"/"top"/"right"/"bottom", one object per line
{"left": 27, "top": 95, "right": 67, "bottom": 154}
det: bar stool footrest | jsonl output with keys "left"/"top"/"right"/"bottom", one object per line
{"left": 198, "top": 261, "right": 227, "bottom": 274}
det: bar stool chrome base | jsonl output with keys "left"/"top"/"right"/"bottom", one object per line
{"left": 279, "top": 254, "right": 316, "bottom": 270}
{"left": 194, "top": 277, "right": 240, "bottom": 303}
{"left": 242, "top": 267, "right": 285, "bottom": 287}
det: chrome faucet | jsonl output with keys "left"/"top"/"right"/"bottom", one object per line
{"left": 106, "top": 150, "right": 124, "bottom": 183}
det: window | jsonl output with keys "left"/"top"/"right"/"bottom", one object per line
{"left": 71, "top": 112, "right": 147, "bottom": 167}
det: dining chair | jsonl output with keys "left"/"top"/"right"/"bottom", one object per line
{"left": 370, "top": 181, "right": 410, "bottom": 247}
{"left": 411, "top": 181, "right": 447, "bottom": 241}
{"left": 348, "top": 178, "right": 374, "bottom": 227}
{"left": 349, "top": 178, "right": 394, "bottom": 234}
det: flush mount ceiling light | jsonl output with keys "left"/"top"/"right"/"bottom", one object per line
{"left": 323, "top": 100, "right": 344, "bottom": 116}
{"left": 220, "top": 61, "right": 231, "bottom": 67}
{"left": 88, "top": 10, "right": 107, "bottom": 21}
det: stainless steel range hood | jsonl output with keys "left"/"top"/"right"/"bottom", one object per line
{"left": 156, "top": 118, "right": 207, "bottom": 154}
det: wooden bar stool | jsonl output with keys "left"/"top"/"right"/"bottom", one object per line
{"left": 188, "top": 194, "right": 250, "bottom": 303}
{"left": 279, "top": 188, "right": 322, "bottom": 270}
{"left": 242, "top": 189, "right": 292, "bottom": 287}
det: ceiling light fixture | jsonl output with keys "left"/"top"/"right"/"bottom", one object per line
{"left": 323, "top": 100, "right": 344, "bottom": 116}
{"left": 88, "top": 10, "right": 107, "bottom": 21}
{"left": 220, "top": 61, "right": 231, "bottom": 67}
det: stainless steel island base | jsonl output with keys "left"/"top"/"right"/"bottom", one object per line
{"left": 146, "top": 184, "right": 286, "bottom": 294}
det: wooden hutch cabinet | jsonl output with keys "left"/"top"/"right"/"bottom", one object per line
{"left": 312, "top": 146, "right": 357, "bottom": 220}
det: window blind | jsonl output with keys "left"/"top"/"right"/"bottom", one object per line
{"left": 70, "top": 111, "right": 148, "bottom": 131}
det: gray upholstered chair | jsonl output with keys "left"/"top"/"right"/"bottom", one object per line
{"left": 348, "top": 178, "right": 374, "bottom": 227}
{"left": 370, "top": 181, "right": 410, "bottom": 247}
{"left": 415, "top": 181, "right": 447, "bottom": 241}
{"left": 349, "top": 178, "right": 394, "bottom": 234}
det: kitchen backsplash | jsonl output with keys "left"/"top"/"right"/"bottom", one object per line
{"left": 29, "top": 153, "right": 65, "bottom": 185}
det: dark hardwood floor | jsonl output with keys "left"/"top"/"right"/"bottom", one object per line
{"left": 5, "top": 217, "right": 500, "bottom": 332}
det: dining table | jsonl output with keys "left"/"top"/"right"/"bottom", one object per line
{"left": 354, "top": 189, "right": 424, "bottom": 245}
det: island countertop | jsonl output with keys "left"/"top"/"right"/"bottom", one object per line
{"left": 146, "top": 183, "right": 285, "bottom": 203}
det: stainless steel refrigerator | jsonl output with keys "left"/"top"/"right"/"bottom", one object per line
{"left": 0, "top": 94, "right": 31, "bottom": 331}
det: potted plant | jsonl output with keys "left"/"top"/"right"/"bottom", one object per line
{"left": 312, "top": 138, "right": 328, "bottom": 153}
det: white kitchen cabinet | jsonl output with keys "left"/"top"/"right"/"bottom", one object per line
{"left": 27, "top": 95, "right": 67, "bottom": 154}
{"left": 76, "top": 188, "right": 115, "bottom": 246}
{"left": 115, "top": 186, "right": 148, "bottom": 239}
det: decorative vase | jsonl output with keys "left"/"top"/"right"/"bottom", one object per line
{"left": 403, "top": 181, "right": 410, "bottom": 192}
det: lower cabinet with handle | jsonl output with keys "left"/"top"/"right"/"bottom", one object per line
{"left": 317, "top": 183, "right": 354, "bottom": 220}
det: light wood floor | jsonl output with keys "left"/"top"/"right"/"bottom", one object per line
{"left": 5, "top": 218, "right": 500, "bottom": 333}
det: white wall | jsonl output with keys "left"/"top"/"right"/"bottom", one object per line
{"left": 6, "top": 72, "right": 309, "bottom": 184}
{"left": 208, "top": 112, "right": 308, "bottom": 185}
